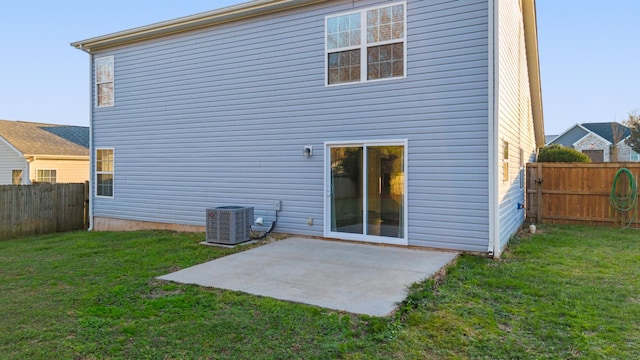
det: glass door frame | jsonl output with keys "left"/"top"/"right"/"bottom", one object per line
{"left": 324, "top": 139, "right": 408, "bottom": 245}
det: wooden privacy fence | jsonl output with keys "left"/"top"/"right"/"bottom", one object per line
{"left": 0, "top": 182, "right": 89, "bottom": 239}
{"left": 526, "top": 162, "right": 640, "bottom": 228}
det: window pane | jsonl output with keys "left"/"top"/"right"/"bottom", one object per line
{"left": 97, "top": 149, "right": 114, "bottom": 172}
{"left": 12, "top": 170, "right": 22, "bottom": 185}
{"left": 36, "top": 169, "right": 56, "bottom": 184}
{"left": 97, "top": 174, "right": 114, "bottom": 197}
{"left": 327, "top": 13, "right": 361, "bottom": 50}
{"left": 327, "top": 17, "right": 338, "bottom": 34}
{"left": 367, "top": 5, "right": 404, "bottom": 44}
{"left": 327, "top": 49, "right": 361, "bottom": 84}
{"left": 331, "top": 147, "right": 363, "bottom": 234}
{"left": 97, "top": 83, "right": 114, "bottom": 107}
{"left": 367, "top": 43, "right": 403, "bottom": 80}
{"left": 95, "top": 57, "right": 113, "bottom": 83}
{"left": 367, "top": 146, "right": 404, "bottom": 238}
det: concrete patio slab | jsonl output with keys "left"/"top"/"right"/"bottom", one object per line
{"left": 158, "top": 238, "right": 458, "bottom": 316}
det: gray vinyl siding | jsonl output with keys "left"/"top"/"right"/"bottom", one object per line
{"left": 91, "top": 0, "right": 490, "bottom": 252}
{"left": 496, "top": 0, "right": 537, "bottom": 253}
{"left": 0, "top": 141, "right": 26, "bottom": 185}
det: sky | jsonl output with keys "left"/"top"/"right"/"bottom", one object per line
{"left": 0, "top": 1, "right": 638, "bottom": 136}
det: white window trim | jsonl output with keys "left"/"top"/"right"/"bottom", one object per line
{"left": 35, "top": 168, "right": 57, "bottom": 184}
{"left": 95, "top": 55, "right": 114, "bottom": 108}
{"left": 323, "top": 139, "right": 409, "bottom": 246}
{"left": 95, "top": 148, "right": 115, "bottom": 198}
{"left": 324, "top": 1, "right": 407, "bottom": 86}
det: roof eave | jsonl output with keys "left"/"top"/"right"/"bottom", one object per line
{"left": 71, "top": 0, "right": 328, "bottom": 52}
{"left": 522, "top": 0, "right": 545, "bottom": 148}
{"left": 25, "top": 155, "right": 90, "bottom": 161}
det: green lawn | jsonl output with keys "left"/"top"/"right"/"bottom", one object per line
{"left": 0, "top": 226, "right": 638, "bottom": 359}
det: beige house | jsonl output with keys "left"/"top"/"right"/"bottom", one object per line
{"left": 0, "top": 120, "right": 89, "bottom": 184}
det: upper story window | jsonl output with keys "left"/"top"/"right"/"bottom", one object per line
{"left": 326, "top": 2, "right": 406, "bottom": 85}
{"left": 95, "top": 56, "right": 114, "bottom": 107}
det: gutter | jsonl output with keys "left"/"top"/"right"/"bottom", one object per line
{"left": 522, "top": 0, "right": 545, "bottom": 148}
{"left": 71, "top": 0, "right": 328, "bottom": 52}
{"left": 24, "top": 155, "right": 89, "bottom": 161}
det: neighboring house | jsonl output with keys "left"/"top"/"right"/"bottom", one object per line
{"left": 72, "top": 0, "right": 544, "bottom": 257}
{"left": 0, "top": 120, "right": 89, "bottom": 184}
{"left": 547, "top": 122, "right": 638, "bottom": 162}
{"left": 545, "top": 134, "right": 558, "bottom": 144}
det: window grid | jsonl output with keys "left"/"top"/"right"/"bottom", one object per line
{"left": 326, "top": 2, "right": 406, "bottom": 85}
{"left": 36, "top": 169, "right": 57, "bottom": 184}
{"left": 96, "top": 149, "right": 114, "bottom": 197}
{"left": 12, "top": 169, "right": 22, "bottom": 185}
{"left": 95, "top": 56, "right": 114, "bottom": 107}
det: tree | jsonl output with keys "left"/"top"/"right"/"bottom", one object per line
{"left": 610, "top": 122, "right": 627, "bottom": 161}
{"left": 537, "top": 144, "right": 591, "bottom": 163}
{"left": 624, "top": 111, "right": 640, "bottom": 153}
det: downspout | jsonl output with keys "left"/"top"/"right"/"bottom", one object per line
{"left": 76, "top": 45, "right": 95, "bottom": 231}
{"left": 88, "top": 52, "right": 94, "bottom": 232}
{"left": 25, "top": 156, "right": 33, "bottom": 185}
{"left": 487, "top": 0, "right": 499, "bottom": 257}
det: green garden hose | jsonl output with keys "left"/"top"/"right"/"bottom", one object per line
{"left": 610, "top": 168, "right": 638, "bottom": 229}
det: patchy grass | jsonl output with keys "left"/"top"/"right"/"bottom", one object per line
{"left": 0, "top": 225, "right": 638, "bottom": 359}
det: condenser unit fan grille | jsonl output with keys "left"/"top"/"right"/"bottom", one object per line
{"left": 206, "top": 206, "right": 253, "bottom": 244}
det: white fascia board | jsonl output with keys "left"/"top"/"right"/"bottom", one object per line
{"left": 522, "top": 0, "right": 545, "bottom": 148}
{"left": 71, "top": 0, "right": 328, "bottom": 52}
{"left": 24, "top": 155, "right": 90, "bottom": 161}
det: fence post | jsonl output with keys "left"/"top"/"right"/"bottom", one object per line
{"left": 536, "top": 163, "right": 543, "bottom": 224}
{"left": 84, "top": 181, "right": 90, "bottom": 230}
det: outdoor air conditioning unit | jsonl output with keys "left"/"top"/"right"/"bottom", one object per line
{"left": 206, "top": 206, "right": 254, "bottom": 245}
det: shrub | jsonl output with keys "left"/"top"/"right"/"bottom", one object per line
{"left": 537, "top": 144, "right": 591, "bottom": 163}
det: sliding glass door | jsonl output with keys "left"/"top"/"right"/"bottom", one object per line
{"left": 327, "top": 142, "right": 406, "bottom": 245}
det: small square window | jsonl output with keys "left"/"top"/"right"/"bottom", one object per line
{"left": 12, "top": 169, "right": 22, "bottom": 185}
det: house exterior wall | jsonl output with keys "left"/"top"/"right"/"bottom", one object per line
{"left": 29, "top": 159, "right": 89, "bottom": 183}
{"left": 0, "top": 140, "right": 27, "bottom": 184}
{"left": 89, "top": 0, "right": 492, "bottom": 252}
{"left": 496, "top": 0, "right": 537, "bottom": 254}
{"left": 616, "top": 141, "right": 635, "bottom": 162}
{"left": 574, "top": 133, "right": 610, "bottom": 161}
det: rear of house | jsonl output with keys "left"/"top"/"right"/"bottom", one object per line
{"left": 72, "top": 0, "right": 543, "bottom": 256}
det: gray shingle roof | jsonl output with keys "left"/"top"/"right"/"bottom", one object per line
{"left": 0, "top": 120, "right": 88, "bottom": 157}
{"left": 581, "top": 122, "right": 631, "bottom": 143}
{"left": 39, "top": 126, "right": 90, "bottom": 148}
{"left": 548, "top": 122, "right": 631, "bottom": 147}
